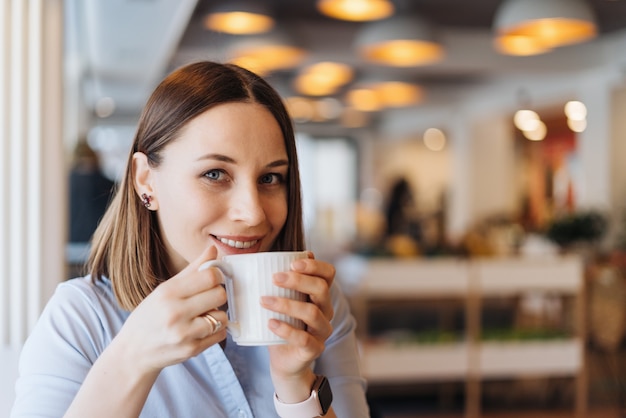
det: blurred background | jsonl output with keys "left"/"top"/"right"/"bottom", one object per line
{"left": 4, "top": 0, "right": 626, "bottom": 416}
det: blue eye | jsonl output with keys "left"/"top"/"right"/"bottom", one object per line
{"left": 260, "top": 173, "right": 284, "bottom": 184}
{"left": 204, "top": 169, "right": 224, "bottom": 181}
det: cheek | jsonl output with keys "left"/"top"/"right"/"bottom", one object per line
{"left": 267, "top": 193, "right": 288, "bottom": 230}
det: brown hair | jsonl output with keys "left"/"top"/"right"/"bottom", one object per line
{"left": 87, "top": 61, "right": 304, "bottom": 310}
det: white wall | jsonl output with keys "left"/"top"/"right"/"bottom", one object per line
{"left": 468, "top": 114, "right": 517, "bottom": 223}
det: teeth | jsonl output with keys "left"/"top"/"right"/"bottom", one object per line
{"left": 218, "top": 237, "right": 258, "bottom": 249}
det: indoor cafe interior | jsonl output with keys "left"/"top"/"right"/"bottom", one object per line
{"left": 3, "top": 0, "right": 626, "bottom": 417}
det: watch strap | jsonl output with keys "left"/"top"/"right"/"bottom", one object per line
{"left": 273, "top": 375, "right": 328, "bottom": 418}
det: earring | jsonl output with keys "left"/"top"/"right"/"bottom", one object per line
{"left": 141, "top": 193, "right": 152, "bottom": 208}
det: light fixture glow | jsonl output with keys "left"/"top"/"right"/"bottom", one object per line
{"left": 523, "top": 120, "right": 547, "bottom": 141}
{"left": 227, "top": 31, "right": 307, "bottom": 74}
{"left": 493, "top": 0, "right": 597, "bottom": 56}
{"left": 356, "top": 16, "right": 444, "bottom": 66}
{"left": 205, "top": 12, "right": 274, "bottom": 34}
{"left": 494, "top": 34, "right": 551, "bottom": 56}
{"left": 374, "top": 81, "right": 423, "bottom": 107}
{"left": 293, "top": 62, "right": 354, "bottom": 96}
{"left": 362, "top": 40, "right": 444, "bottom": 66}
{"left": 514, "top": 109, "right": 540, "bottom": 131}
{"left": 423, "top": 128, "right": 446, "bottom": 151}
{"left": 317, "top": 0, "right": 394, "bottom": 22}
{"left": 204, "top": 2, "right": 275, "bottom": 35}
{"left": 564, "top": 100, "right": 587, "bottom": 121}
{"left": 568, "top": 118, "right": 587, "bottom": 133}
{"left": 346, "top": 88, "right": 383, "bottom": 112}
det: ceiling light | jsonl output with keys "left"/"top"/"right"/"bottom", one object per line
{"left": 372, "top": 81, "right": 423, "bottom": 107}
{"left": 204, "top": 2, "right": 274, "bottom": 35}
{"left": 523, "top": 120, "right": 547, "bottom": 141}
{"left": 493, "top": 0, "right": 597, "bottom": 56}
{"left": 227, "top": 31, "right": 307, "bottom": 74}
{"left": 513, "top": 109, "right": 540, "bottom": 131}
{"left": 423, "top": 128, "right": 446, "bottom": 151}
{"left": 317, "top": 0, "right": 394, "bottom": 22}
{"left": 293, "top": 61, "right": 354, "bottom": 96}
{"left": 346, "top": 88, "right": 383, "bottom": 112}
{"left": 568, "top": 118, "right": 587, "bottom": 133}
{"left": 355, "top": 16, "right": 444, "bottom": 67}
{"left": 564, "top": 100, "right": 587, "bottom": 120}
{"left": 494, "top": 34, "right": 551, "bottom": 56}
{"left": 344, "top": 80, "right": 423, "bottom": 111}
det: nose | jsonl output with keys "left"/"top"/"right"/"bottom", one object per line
{"left": 228, "top": 181, "right": 266, "bottom": 226}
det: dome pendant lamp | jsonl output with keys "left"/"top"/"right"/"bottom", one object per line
{"left": 204, "top": 1, "right": 275, "bottom": 35}
{"left": 317, "top": 0, "right": 394, "bottom": 22}
{"left": 493, "top": 0, "right": 597, "bottom": 56}
{"left": 355, "top": 16, "right": 444, "bottom": 67}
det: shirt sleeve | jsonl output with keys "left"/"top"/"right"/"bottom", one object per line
{"left": 10, "top": 278, "right": 113, "bottom": 418}
{"left": 314, "top": 281, "right": 370, "bottom": 418}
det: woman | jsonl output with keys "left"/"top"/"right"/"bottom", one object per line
{"left": 11, "top": 62, "right": 369, "bottom": 417}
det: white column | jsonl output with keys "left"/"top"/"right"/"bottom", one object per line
{"left": 576, "top": 70, "right": 613, "bottom": 211}
{"left": 0, "top": 0, "right": 65, "bottom": 348}
{"left": 447, "top": 114, "right": 472, "bottom": 243}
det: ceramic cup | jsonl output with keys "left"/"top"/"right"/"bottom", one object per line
{"left": 199, "top": 251, "right": 308, "bottom": 346}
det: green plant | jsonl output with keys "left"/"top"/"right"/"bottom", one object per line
{"left": 545, "top": 210, "right": 607, "bottom": 248}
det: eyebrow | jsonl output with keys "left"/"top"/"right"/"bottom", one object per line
{"left": 197, "top": 153, "right": 289, "bottom": 168}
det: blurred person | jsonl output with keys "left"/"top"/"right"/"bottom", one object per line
{"left": 383, "top": 178, "right": 421, "bottom": 257}
{"left": 11, "top": 61, "right": 369, "bottom": 417}
{"left": 68, "top": 139, "right": 115, "bottom": 243}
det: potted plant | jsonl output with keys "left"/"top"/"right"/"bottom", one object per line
{"left": 544, "top": 210, "right": 607, "bottom": 256}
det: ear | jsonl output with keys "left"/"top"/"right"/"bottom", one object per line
{"left": 132, "top": 152, "right": 158, "bottom": 211}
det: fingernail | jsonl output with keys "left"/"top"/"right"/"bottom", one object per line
{"left": 292, "top": 260, "right": 305, "bottom": 271}
{"left": 274, "top": 272, "right": 287, "bottom": 283}
{"left": 268, "top": 319, "right": 280, "bottom": 330}
{"left": 261, "top": 296, "right": 276, "bottom": 306}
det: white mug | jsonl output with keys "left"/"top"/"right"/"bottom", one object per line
{"left": 199, "top": 251, "right": 308, "bottom": 346}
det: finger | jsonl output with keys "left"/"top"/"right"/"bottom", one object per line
{"left": 291, "top": 256, "right": 335, "bottom": 287}
{"left": 273, "top": 271, "right": 334, "bottom": 320}
{"left": 193, "top": 310, "right": 228, "bottom": 339}
{"left": 261, "top": 297, "right": 332, "bottom": 339}
{"left": 167, "top": 246, "right": 221, "bottom": 297}
{"left": 267, "top": 318, "right": 326, "bottom": 355}
{"left": 184, "top": 283, "right": 228, "bottom": 319}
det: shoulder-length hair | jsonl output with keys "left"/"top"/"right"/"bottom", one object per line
{"left": 87, "top": 61, "right": 304, "bottom": 311}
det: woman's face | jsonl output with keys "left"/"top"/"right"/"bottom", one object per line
{"left": 137, "top": 102, "right": 289, "bottom": 273}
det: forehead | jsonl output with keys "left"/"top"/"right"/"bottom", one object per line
{"left": 167, "top": 102, "right": 287, "bottom": 159}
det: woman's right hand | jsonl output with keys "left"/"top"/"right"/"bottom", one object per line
{"left": 115, "top": 246, "right": 228, "bottom": 374}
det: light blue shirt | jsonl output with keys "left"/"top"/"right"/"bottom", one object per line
{"left": 11, "top": 276, "right": 369, "bottom": 417}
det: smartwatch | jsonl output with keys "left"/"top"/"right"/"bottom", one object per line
{"left": 273, "top": 375, "right": 333, "bottom": 417}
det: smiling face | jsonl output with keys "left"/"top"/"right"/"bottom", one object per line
{"left": 133, "top": 102, "right": 289, "bottom": 273}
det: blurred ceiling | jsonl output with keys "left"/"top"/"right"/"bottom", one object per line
{"left": 69, "top": 0, "right": 626, "bottom": 123}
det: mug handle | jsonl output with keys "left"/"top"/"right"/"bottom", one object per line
{"left": 198, "top": 260, "right": 240, "bottom": 338}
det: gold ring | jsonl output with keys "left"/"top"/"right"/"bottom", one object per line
{"left": 202, "top": 312, "right": 223, "bottom": 335}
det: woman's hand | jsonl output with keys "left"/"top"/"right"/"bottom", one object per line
{"left": 64, "top": 246, "right": 228, "bottom": 418}
{"left": 261, "top": 252, "right": 335, "bottom": 403}
{"left": 114, "top": 246, "right": 228, "bottom": 375}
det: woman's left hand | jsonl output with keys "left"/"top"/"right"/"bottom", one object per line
{"left": 261, "top": 252, "right": 335, "bottom": 403}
